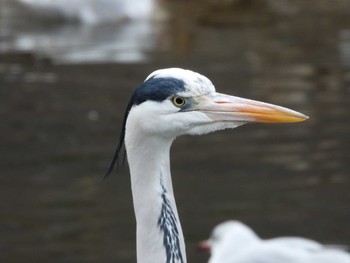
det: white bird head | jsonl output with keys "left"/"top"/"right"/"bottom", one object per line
{"left": 199, "top": 221, "right": 259, "bottom": 252}
{"left": 105, "top": 68, "right": 308, "bottom": 176}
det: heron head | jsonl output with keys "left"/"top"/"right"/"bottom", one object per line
{"left": 105, "top": 68, "right": 308, "bottom": 177}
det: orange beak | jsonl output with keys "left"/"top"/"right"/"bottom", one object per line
{"left": 192, "top": 92, "right": 308, "bottom": 123}
{"left": 197, "top": 240, "right": 211, "bottom": 252}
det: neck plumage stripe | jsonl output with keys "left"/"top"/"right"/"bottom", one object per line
{"left": 158, "top": 174, "right": 184, "bottom": 263}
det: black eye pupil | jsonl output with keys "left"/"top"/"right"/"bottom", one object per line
{"left": 173, "top": 96, "right": 185, "bottom": 107}
{"left": 175, "top": 97, "right": 184, "bottom": 105}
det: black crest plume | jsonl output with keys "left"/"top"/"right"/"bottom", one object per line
{"left": 104, "top": 97, "right": 134, "bottom": 178}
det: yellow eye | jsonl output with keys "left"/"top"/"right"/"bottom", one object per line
{"left": 172, "top": 96, "right": 186, "bottom": 107}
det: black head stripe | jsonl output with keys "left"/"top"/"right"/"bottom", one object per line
{"left": 131, "top": 77, "right": 186, "bottom": 105}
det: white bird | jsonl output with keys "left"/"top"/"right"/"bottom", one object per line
{"left": 199, "top": 220, "right": 350, "bottom": 263}
{"left": 106, "top": 68, "right": 308, "bottom": 263}
{"left": 16, "top": 0, "right": 155, "bottom": 24}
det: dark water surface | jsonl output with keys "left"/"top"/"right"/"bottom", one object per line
{"left": 1, "top": 1, "right": 350, "bottom": 262}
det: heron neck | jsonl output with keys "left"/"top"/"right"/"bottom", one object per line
{"left": 125, "top": 133, "right": 186, "bottom": 263}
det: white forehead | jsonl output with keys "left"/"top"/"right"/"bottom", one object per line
{"left": 145, "top": 68, "right": 216, "bottom": 97}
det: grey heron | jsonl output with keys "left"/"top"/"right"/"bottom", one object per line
{"left": 199, "top": 220, "right": 350, "bottom": 263}
{"left": 106, "top": 68, "right": 308, "bottom": 263}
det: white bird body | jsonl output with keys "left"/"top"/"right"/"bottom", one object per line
{"left": 202, "top": 221, "right": 350, "bottom": 263}
{"left": 106, "top": 68, "right": 308, "bottom": 263}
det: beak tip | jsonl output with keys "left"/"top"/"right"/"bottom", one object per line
{"left": 296, "top": 113, "right": 309, "bottom": 122}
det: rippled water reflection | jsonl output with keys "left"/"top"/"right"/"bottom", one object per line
{"left": 0, "top": 0, "right": 161, "bottom": 63}
{"left": 1, "top": 1, "right": 350, "bottom": 262}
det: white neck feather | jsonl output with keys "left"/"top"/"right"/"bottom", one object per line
{"left": 125, "top": 117, "right": 187, "bottom": 263}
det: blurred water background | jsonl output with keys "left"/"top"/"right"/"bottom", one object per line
{"left": 1, "top": 0, "right": 349, "bottom": 262}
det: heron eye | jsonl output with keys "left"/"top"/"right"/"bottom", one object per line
{"left": 172, "top": 96, "right": 186, "bottom": 107}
